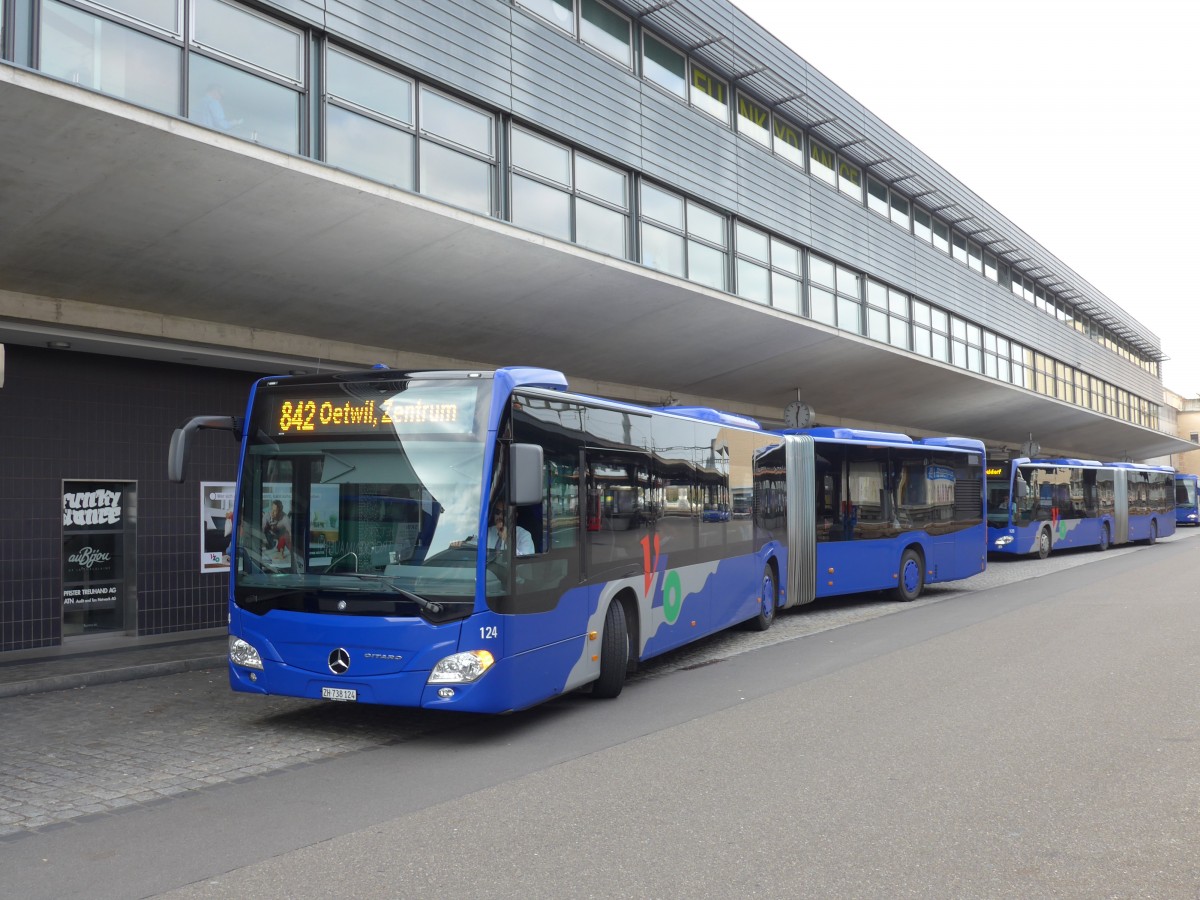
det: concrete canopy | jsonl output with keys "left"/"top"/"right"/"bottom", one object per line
{"left": 0, "top": 67, "right": 1192, "bottom": 462}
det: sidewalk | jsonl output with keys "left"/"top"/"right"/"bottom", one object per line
{"left": 0, "top": 631, "right": 227, "bottom": 699}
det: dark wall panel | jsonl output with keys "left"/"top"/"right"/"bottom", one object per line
{"left": 0, "top": 346, "right": 254, "bottom": 652}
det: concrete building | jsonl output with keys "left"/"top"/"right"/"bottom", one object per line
{"left": 0, "top": 0, "right": 1193, "bottom": 654}
{"left": 1162, "top": 390, "right": 1200, "bottom": 476}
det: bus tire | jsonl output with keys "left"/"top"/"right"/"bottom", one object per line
{"left": 892, "top": 548, "right": 924, "bottom": 602}
{"left": 1035, "top": 527, "right": 1052, "bottom": 560}
{"left": 747, "top": 564, "right": 778, "bottom": 631}
{"left": 1097, "top": 523, "right": 1110, "bottom": 552}
{"left": 592, "top": 600, "right": 629, "bottom": 699}
{"left": 1147, "top": 520, "right": 1158, "bottom": 546}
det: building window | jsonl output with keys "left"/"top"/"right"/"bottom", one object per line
{"left": 642, "top": 32, "right": 685, "bottom": 98}
{"left": 773, "top": 115, "right": 804, "bottom": 168}
{"left": 967, "top": 240, "right": 983, "bottom": 273}
{"left": 866, "top": 280, "right": 889, "bottom": 344}
{"left": 735, "top": 223, "right": 770, "bottom": 305}
{"left": 580, "top": 0, "right": 631, "bottom": 67}
{"left": 511, "top": 127, "right": 628, "bottom": 257}
{"left": 640, "top": 183, "right": 726, "bottom": 289}
{"left": 914, "top": 207, "right": 932, "bottom": 243}
{"left": 808, "top": 254, "right": 836, "bottom": 326}
{"left": 838, "top": 158, "right": 862, "bottom": 201}
{"left": 1011, "top": 343, "right": 1030, "bottom": 389}
{"left": 511, "top": 128, "right": 571, "bottom": 241}
{"left": 193, "top": 0, "right": 301, "bottom": 82}
{"left": 188, "top": 0, "right": 304, "bottom": 153}
{"left": 810, "top": 141, "right": 836, "bottom": 187}
{"left": 690, "top": 63, "right": 727, "bottom": 123}
{"left": 684, "top": 200, "right": 727, "bottom": 289}
{"left": 912, "top": 299, "right": 932, "bottom": 358}
{"left": 324, "top": 47, "right": 414, "bottom": 189}
{"left": 983, "top": 251, "right": 998, "bottom": 282}
{"left": 734, "top": 225, "right": 801, "bottom": 314}
{"left": 769, "top": 237, "right": 803, "bottom": 315}
{"left": 39, "top": 0, "right": 181, "bottom": 114}
{"left": 887, "top": 287, "right": 910, "bottom": 349}
{"left": 519, "top": 0, "right": 575, "bottom": 35}
{"left": 951, "top": 231, "right": 968, "bottom": 264}
{"left": 835, "top": 264, "right": 862, "bottom": 334}
{"left": 966, "top": 322, "right": 982, "bottom": 373}
{"left": 932, "top": 217, "right": 950, "bottom": 254}
{"left": 418, "top": 86, "right": 496, "bottom": 215}
{"left": 950, "top": 315, "right": 968, "bottom": 369}
{"left": 575, "top": 155, "right": 630, "bottom": 257}
{"left": 889, "top": 192, "right": 911, "bottom": 230}
{"left": 930, "top": 307, "right": 950, "bottom": 363}
{"left": 866, "top": 177, "right": 888, "bottom": 216}
{"left": 736, "top": 93, "right": 771, "bottom": 148}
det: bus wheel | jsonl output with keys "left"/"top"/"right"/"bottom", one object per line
{"left": 592, "top": 601, "right": 629, "bottom": 699}
{"left": 1097, "top": 524, "right": 1110, "bottom": 552}
{"left": 747, "top": 565, "right": 778, "bottom": 631}
{"left": 1147, "top": 520, "right": 1158, "bottom": 546}
{"left": 1035, "top": 528, "right": 1052, "bottom": 560}
{"left": 892, "top": 548, "right": 924, "bottom": 602}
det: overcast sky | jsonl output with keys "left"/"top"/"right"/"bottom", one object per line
{"left": 731, "top": 0, "right": 1200, "bottom": 399}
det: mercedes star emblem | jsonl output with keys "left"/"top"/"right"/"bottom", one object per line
{"left": 328, "top": 648, "right": 351, "bottom": 674}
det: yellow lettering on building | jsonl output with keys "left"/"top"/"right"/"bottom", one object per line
{"left": 773, "top": 119, "right": 800, "bottom": 151}
{"left": 691, "top": 67, "right": 726, "bottom": 103}
{"left": 811, "top": 143, "right": 834, "bottom": 170}
{"left": 737, "top": 95, "right": 768, "bottom": 128}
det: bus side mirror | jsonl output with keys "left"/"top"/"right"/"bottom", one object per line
{"left": 509, "top": 443, "right": 543, "bottom": 506}
{"left": 168, "top": 416, "right": 242, "bottom": 483}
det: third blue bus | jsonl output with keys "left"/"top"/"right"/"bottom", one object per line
{"left": 1176, "top": 473, "right": 1199, "bottom": 526}
{"left": 987, "top": 458, "right": 1175, "bottom": 558}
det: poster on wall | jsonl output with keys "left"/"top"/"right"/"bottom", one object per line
{"left": 201, "top": 481, "right": 236, "bottom": 573}
{"left": 260, "top": 482, "right": 294, "bottom": 567}
{"left": 61, "top": 481, "right": 127, "bottom": 617}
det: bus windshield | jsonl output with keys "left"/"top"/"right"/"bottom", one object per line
{"left": 234, "top": 377, "right": 491, "bottom": 614}
{"left": 1177, "top": 477, "right": 1197, "bottom": 508}
{"left": 985, "top": 468, "right": 1013, "bottom": 526}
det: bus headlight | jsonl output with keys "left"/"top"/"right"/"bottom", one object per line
{"left": 229, "top": 636, "right": 263, "bottom": 670}
{"left": 428, "top": 649, "right": 495, "bottom": 684}
{"left": 994, "top": 535, "right": 1014, "bottom": 547}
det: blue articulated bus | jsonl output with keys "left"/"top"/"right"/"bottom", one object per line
{"left": 987, "top": 458, "right": 1176, "bottom": 558}
{"left": 1176, "top": 473, "right": 1199, "bottom": 526}
{"left": 169, "top": 367, "right": 985, "bottom": 713}
{"left": 769, "top": 427, "right": 986, "bottom": 603}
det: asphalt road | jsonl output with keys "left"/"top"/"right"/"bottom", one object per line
{"left": 3, "top": 530, "right": 1199, "bottom": 899}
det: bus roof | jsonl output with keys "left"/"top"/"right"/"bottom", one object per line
{"left": 780, "top": 427, "right": 912, "bottom": 443}
{"left": 649, "top": 407, "right": 762, "bottom": 430}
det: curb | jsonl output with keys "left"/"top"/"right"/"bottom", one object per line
{"left": 0, "top": 655, "right": 228, "bottom": 699}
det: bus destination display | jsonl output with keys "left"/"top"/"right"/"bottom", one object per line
{"left": 267, "top": 386, "right": 478, "bottom": 436}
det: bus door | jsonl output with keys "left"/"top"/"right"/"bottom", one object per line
{"left": 779, "top": 435, "right": 815, "bottom": 608}
{"left": 1111, "top": 470, "right": 1130, "bottom": 545}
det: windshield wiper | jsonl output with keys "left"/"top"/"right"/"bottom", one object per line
{"left": 342, "top": 574, "right": 444, "bottom": 615}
